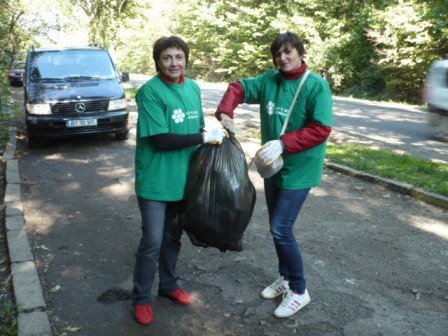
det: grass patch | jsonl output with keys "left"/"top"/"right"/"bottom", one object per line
{"left": 0, "top": 81, "right": 21, "bottom": 150}
{"left": 0, "top": 300, "right": 18, "bottom": 336}
{"left": 327, "top": 144, "right": 448, "bottom": 196}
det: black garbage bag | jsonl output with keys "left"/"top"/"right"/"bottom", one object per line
{"left": 182, "top": 135, "right": 256, "bottom": 252}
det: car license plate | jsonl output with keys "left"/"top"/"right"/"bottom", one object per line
{"left": 66, "top": 119, "right": 97, "bottom": 128}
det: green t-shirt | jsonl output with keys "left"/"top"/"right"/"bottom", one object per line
{"left": 135, "top": 75, "right": 205, "bottom": 201}
{"left": 241, "top": 70, "right": 333, "bottom": 189}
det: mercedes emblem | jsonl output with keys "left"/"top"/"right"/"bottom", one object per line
{"left": 75, "top": 102, "right": 86, "bottom": 113}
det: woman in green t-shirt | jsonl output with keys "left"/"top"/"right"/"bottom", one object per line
{"left": 216, "top": 32, "right": 333, "bottom": 318}
{"left": 132, "top": 36, "right": 227, "bottom": 326}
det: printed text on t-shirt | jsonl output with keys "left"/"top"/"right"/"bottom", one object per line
{"left": 266, "top": 101, "right": 288, "bottom": 117}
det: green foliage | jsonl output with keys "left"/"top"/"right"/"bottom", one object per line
{"left": 367, "top": 2, "right": 443, "bottom": 103}
{"left": 171, "top": 0, "right": 447, "bottom": 104}
{"left": 175, "top": 0, "right": 330, "bottom": 81}
{"left": 124, "top": 85, "right": 138, "bottom": 100}
{"left": 1, "top": 0, "right": 447, "bottom": 103}
{"left": 173, "top": 1, "right": 276, "bottom": 81}
{"left": 0, "top": 300, "right": 18, "bottom": 336}
{"left": 0, "top": 0, "right": 74, "bottom": 69}
{"left": 0, "top": 1, "right": 25, "bottom": 68}
{"left": 0, "top": 78, "right": 22, "bottom": 148}
{"left": 112, "top": 1, "right": 173, "bottom": 74}
{"left": 71, "top": 0, "right": 140, "bottom": 49}
{"left": 422, "top": 0, "right": 448, "bottom": 56}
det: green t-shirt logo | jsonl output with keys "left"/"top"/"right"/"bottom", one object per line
{"left": 267, "top": 101, "right": 275, "bottom": 115}
{"left": 172, "top": 108, "right": 185, "bottom": 123}
{"left": 135, "top": 75, "right": 205, "bottom": 201}
{"left": 266, "top": 101, "right": 288, "bottom": 117}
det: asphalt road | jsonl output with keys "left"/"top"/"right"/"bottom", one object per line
{"left": 10, "top": 81, "right": 448, "bottom": 335}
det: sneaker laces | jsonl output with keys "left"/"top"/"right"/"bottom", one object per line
{"left": 270, "top": 276, "right": 286, "bottom": 290}
{"left": 280, "top": 289, "right": 301, "bottom": 310}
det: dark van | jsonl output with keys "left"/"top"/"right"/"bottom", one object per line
{"left": 24, "top": 46, "right": 130, "bottom": 147}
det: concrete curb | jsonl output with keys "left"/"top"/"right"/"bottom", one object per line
{"left": 4, "top": 127, "right": 52, "bottom": 336}
{"left": 326, "top": 162, "right": 448, "bottom": 210}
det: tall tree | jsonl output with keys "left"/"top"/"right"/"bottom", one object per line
{"left": 173, "top": 0, "right": 446, "bottom": 103}
{"left": 71, "top": 0, "right": 138, "bottom": 51}
{"left": 0, "top": 1, "right": 24, "bottom": 67}
{"left": 0, "top": 0, "right": 63, "bottom": 69}
{"left": 367, "top": 1, "right": 443, "bottom": 102}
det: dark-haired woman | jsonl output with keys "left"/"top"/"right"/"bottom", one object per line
{"left": 132, "top": 36, "right": 227, "bottom": 325}
{"left": 216, "top": 32, "right": 333, "bottom": 318}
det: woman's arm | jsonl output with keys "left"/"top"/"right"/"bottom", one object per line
{"left": 151, "top": 129, "right": 228, "bottom": 150}
{"left": 280, "top": 123, "right": 332, "bottom": 153}
{"left": 151, "top": 133, "right": 203, "bottom": 150}
{"left": 215, "top": 81, "right": 245, "bottom": 119}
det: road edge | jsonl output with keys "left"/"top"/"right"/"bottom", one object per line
{"left": 326, "top": 161, "right": 448, "bottom": 210}
{"left": 4, "top": 127, "right": 52, "bottom": 336}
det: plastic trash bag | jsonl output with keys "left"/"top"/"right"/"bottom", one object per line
{"left": 182, "top": 135, "right": 256, "bottom": 252}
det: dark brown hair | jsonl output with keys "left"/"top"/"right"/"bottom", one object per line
{"left": 152, "top": 36, "right": 190, "bottom": 72}
{"left": 270, "top": 32, "right": 305, "bottom": 67}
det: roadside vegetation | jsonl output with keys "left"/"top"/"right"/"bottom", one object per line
{"left": 0, "top": 300, "right": 18, "bottom": 336}
{"left": 243, "top": 127, "right": 448, "bottom": 197}
{"left": 327, "top": 144, "right": 448, "bottom": 196}
{"left": 0, "top": 80, "right": 11, "bottom": 148}
{"left": 0, "top": 78, "right": 19, "bottom": 336}
{"left": 0, "top": 81, "right": 21, "bottom": 150}
{"left": 124, "top": 85, "right": 138, "bottom": 100}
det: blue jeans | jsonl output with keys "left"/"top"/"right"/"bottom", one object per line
{"left": 132, "top": 197, "right": 184, "bottom": 304}
{"left": 264, "top": 180, "right": 310, "bottom": 293}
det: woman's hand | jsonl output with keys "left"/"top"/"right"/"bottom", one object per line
{"left": 203, "top": 128, "right": 229, "bottom": 144}
{"left": 257, "top": 140, "right": 284, "bottom": 163}
{"left": 219, "top": 113, "right": 236, "bottom": 134}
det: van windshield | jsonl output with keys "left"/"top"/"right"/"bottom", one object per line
{"left": 29, "top": 50, "right": 117, "bottom": 82}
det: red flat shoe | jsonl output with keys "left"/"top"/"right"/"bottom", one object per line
{"left": 134, "top": 304, "right": 154, "bottom": 325}
{"left": 158, "top": 287, "right": 192, "bottom": 305}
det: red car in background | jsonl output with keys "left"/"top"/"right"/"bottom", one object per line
{"left": 8, "top": 61, "right": 26, "bottom": 86}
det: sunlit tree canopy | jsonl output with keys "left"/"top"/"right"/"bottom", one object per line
{"left": 0, "top": 0, "right": 447, "bottom": 103}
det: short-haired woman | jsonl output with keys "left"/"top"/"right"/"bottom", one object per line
{"left": 217, "top": 31, "right": 333, "bottom": 318}
{"left": 132, "top": 36, "right": 227, "bottom": 325}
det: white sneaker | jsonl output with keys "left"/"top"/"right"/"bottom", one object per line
{"left": 260, "top": 276, "right": 289, "bottom": 299}
{"left": 274, "top": 288, "right": 310, "bottom": 318}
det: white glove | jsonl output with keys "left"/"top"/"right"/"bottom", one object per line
{"left": 257, "top": 140, "right": 284, "bottom": 163}
{"left": 203, "top": 128, "right": 228, "bottom": 144}
{"left": 219, "top": 113, "right": 237, "bottom": 134}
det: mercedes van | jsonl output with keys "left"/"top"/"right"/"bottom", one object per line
{"left": 24, "top": 46, "right": 130, "bottom": 147}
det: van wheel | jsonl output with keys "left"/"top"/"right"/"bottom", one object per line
{"left": 115, "top": 131, "right": 129, "bottom": 141}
